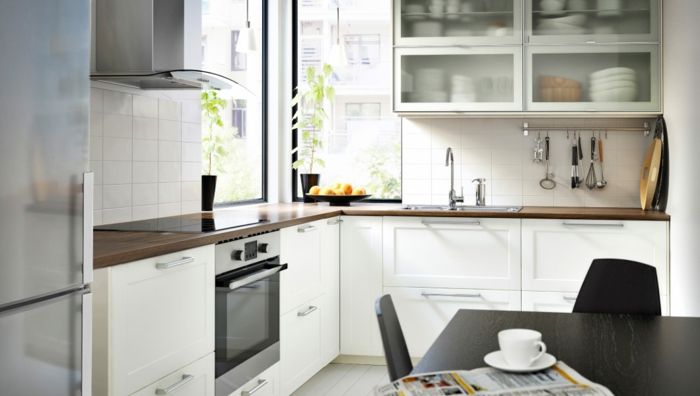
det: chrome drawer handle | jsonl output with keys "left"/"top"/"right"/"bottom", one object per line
{"left": 155, "top": 256, "right": 194, "bottom": 270}
{"left": 297, "top": 224, "right": 317, "bottom": 233}
{"left": 562, "top": 222, "right": 624, "bottom": 228}
{"left": 421, "top": 292, "right": 482, "bottom": 299}
{"left": 297, "top": 305, "right": 318, "bottom": 316}
{"left": 155, "top": 374, "right": 193, "bottom": 395}
{"left": 327, "top": 218, "right": 343, "bottom": 225}
{"left": 563, "top": 296, "right": 577, "bottom": 303}
{"left": 421, "top": 219, "right": 481, "bottom": 226}
{"left": 242, "top": 379, "right": 269, "bottom": 396}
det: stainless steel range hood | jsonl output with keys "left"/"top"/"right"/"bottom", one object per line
{"left": 91, "top": 0, "right": 241, "bottom": 90}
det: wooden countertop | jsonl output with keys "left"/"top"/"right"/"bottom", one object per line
{"left": 94, "top": 203, "right": 669, "bottom": 269}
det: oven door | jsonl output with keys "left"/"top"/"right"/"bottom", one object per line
{"left": 214, "top": 258, "right": 286, "bottom": 395}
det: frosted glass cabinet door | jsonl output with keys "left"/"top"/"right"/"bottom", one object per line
{"left": 395, "top": 0, "right": 522, "bottom": 45}
{"left": 526, "top": 0, "right": 660, "bottom": 44}
{"left": 526, "top": 44, "right": 660, "bottom": 112}
{"left": 394, "top": 47, "right": 522, "bottom": 112}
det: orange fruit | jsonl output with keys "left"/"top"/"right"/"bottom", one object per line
{"left": 308, "top": 185, "right": 321, "bottom": 195}
{"left": 341, "top": 183, "right": 353, "bottom": 195}
{"left": 351, "top": 187, "right": 367, "bottom": 195}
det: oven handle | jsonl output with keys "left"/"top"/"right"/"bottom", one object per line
{"left": 228, "top": 263, "right": 288, "bottom": 290}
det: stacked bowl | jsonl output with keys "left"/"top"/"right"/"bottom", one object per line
{"left": 589, "top": 67, "right": 638, "bottom": 102}
{"left": 409, "top": 68, "right": 448, "bottom": 102}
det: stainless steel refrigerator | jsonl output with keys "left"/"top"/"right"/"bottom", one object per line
{"left": 0, "top": 1, "right": 92, "bottom": 395}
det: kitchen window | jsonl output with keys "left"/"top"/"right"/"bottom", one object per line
{"left": 293, "top": 0, "right": 401, "bottom": 201}
{"left": 202, "top": 0, "right": 267, "bottom": 205}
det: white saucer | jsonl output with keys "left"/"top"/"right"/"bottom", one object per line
{"left": 483, "top": 351, "right": 557, "bottom": 373}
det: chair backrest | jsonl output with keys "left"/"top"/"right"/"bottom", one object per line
{"left": 375, "top": 294, "right": 413, "bottom": 381}
{"left": 573, "top": 259, "right": 661, "bottom": 315}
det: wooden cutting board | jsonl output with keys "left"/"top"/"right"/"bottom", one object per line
{"left": 640, "top": 137, "right": 663, "bottom": 210}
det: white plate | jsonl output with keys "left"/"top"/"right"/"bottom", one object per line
{"left": 484, "top": 351, "right": 557, "bottom": 373}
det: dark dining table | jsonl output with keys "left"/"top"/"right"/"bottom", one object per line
{"left": 412, "top": 310, "right": 700, "bottom": 395}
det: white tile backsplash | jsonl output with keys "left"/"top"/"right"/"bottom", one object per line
{"left": 402, "top": 118, "right": 653, "bottom": 208}
{"left": 91, "top": 87, "right": 202, "bottom": 225}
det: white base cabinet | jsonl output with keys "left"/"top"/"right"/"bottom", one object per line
{"left": 229, "top": 363, "right": 279, "bottom": 396}
{"left": 280, "top": 219, "right": 324, "bottom": 314}
{"left": 280, "top": 296, "right": 324, "bottom": 395}
{"left": 131, "top": 353, "right": 215, "bottom": 396}
{"left": 522, "top": 291, "right": 670, "bottom": 316}
{"left": 385, "top": 287, "right": 521, "bottom": 357}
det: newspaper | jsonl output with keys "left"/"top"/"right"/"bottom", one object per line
{"left": 374, "top": 362, "right": 613, "bottom": 396}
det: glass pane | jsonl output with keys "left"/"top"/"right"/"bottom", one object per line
{"left": 401, "top": 0, "right": 515, "bottom": 38}
{"left": 532, "top": 51, "right": 651, "bottom": 103}
{"left": 202, "top": 0, "right": 265, "bottom": 204}
{"left": 401, "top": 54, "right": 515, "bottom": 103}
{"left": 531, "top": 0, "right": 653, "bottom": 38}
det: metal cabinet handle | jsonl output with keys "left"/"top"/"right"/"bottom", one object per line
{"left": 562, "top": 222, "right": 624, "bottom": 228}
{"left": 563, "top": 296, "right": 577, "bottom": 303}
{"left": 297, "top": 224, "right": 317, "bottom": 233}
{"left": 297, "top": 305, "right": 318, "bottom": 316}
{"left": 155, "top": 256, "right": 194, "bottom": 270}
{"left": 242, "top": 379, "right": 269, "bottom": 396}
{"left": 155, "top": 374, "right": 194, "bottom": 395}
{"left": 421, "top": 219, "right": 481, "bottom": 226}
{"left": 421, "top": 292, "right": 482, "bottom": 299}
{"left": 327, "top": 218, "right": 343, "bottom": 225}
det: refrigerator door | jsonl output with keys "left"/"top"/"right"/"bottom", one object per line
{"left": 0, "top": 289, "right": 89, "bottom": 396}
{"left": 0, "top": 0, "right": 91, "bottom": 306}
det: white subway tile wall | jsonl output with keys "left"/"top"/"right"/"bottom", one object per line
{"left": 402, "top": 118, "right": 654, "bottom": 208}
{"left": 89, "top": 87, "right": 202, "bottom": 225}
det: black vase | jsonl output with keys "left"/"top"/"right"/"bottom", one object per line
{"left": 201, "top": 175, "right": 217, "bottom": 211}
{"left": 300, "top": 173, "right": 320, "bottom": 203}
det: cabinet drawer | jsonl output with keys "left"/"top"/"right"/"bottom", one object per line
{"left": 280, "top": 296, "right": 323, "bottom": 395}
{"left": 385, "top": 287, "right": 521, "bottom": 357}
{"left": 104, "top": 245, "right": 215, "bottom": 396}
{"left": 522, "top": 219, "right": 668, "bottom": 294}
{"left": 229, "top": 363, "right": 279, "bottom": 396}
{"left": 522, "top": 291, "right": 670, "bottom": 316}
{"left": 383, "top": 217, "right": 521, "bottom": 290}
{"left": 280, "top": 220, "right": 323, "bottom": 314}
{"left": 131, "top": 353, "right": 214, "bottom": 396}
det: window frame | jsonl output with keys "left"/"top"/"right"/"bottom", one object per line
{"left": 214, "top": 0, "right": 269, "bottom": 208}
{"left": 291, "top": 0, "right": 401, "bottom": 203}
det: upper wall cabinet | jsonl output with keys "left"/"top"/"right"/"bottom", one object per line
{"left": 525, "top": 0, "right": 661, "bottom": 44}
{"left": 395, "top": 0, "right": 523, "bottom": 46}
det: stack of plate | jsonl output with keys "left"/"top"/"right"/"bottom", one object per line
{"left": 450, "top": 74, "right": 476, "bottom": 102}
{"left": 589, "top": 67, "right": 638, "bottom": 102}
{"left": 409, "top": 68, "right": 448, "bottom": 102}
{"left": 536, "top": 14, "right": 587, "bottom": 35}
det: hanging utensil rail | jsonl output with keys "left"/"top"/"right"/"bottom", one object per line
{"left": 522, "top": 122, "right": 650, "bottom": 137}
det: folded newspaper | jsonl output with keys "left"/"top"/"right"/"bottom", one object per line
{"left": 374, "top": 362, "right": 613, "bottom": 396}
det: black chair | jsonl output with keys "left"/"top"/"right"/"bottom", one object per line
{"left": 375, "top": 294, "right": 413, "bottom": 381}
{"left": 573, "top": 258, "right": 661, "bottom": 316}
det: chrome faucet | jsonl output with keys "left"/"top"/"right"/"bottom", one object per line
{"left": 445, "top": 147, "right": 464, "bottom": 210}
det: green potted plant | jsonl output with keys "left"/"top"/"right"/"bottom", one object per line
{"left": 292, "top": 64, "right": 335, "bottom": 202}
{"left": 201, "top": 90, "right": 228, "bottom": 211}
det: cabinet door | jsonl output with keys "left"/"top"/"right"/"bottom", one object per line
{"left": 394, "top": 46, "right": 522, "bottom": 112}
{"left": 383, "top": 217, "right": 521, "bottom": 290}
{"left": 131, "top": 353, "right": 215, "bottom": 396}
{"left": 395, "top": 0, "right": 522, "bottom": 46}
{"left": 280, "top": 220, "right": 323, "bottom": 314}
{"left": 526, "top": 44, "right": 660, "bottom": 112}
{"left": 321, "top": 217, "right": 341, "bottom": 364}
{"left": 110, "top": 245, "right": 215, "bottom": 396}
{"left": 385, "top": 287, "right": 521, "bottom": 357}
{"left": 522, "top": 219, "right": 668, "bottom": 294}
{"left": 525, "top": 0, "right": 660, "bottom": 44}
{"left": 280, "top": 296, "right": 323, "bottom": 396}
{"left": 230, "top": 363, "right": 279, "bottom": 396}
{"left": 522, "top": 291, "right": 577, "bottom": 313}
{"left": 340, "top": 216, "right": 384, "bottom": 357}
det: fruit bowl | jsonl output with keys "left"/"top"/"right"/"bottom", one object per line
{"left": 306, "top": 194, "right": 372, "bottom": 206}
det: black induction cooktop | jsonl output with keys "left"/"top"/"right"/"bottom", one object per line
{"left": 95, "top": 213, "right": 265, "bottom": 233}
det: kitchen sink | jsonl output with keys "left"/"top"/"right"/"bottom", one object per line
{"left": 402, "top": 205, "right": 522, "bottom": 213}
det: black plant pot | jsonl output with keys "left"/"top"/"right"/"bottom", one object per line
{"left": 300, "top": 173, "right": 320, "bottom": 203}
{"left": 202, "top": 175, "right": 217, "bottom": 211}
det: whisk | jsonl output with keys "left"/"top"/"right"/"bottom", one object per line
{"left": 585, "top": 136, "right": 598, "bottom": 190}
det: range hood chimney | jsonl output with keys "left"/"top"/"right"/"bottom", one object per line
{"left": 91, "top": 0, "right": 242, "bottom": 90}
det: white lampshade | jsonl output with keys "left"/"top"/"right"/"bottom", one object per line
{"left": 329, "top": 41, "right": 347, "bottom": 67}
{"left": 235, "top": 25, "right": 257, "bottom": 53}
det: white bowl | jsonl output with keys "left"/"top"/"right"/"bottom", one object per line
{"left": 590, "top": 80, "right": 638, "bottom": 92}
{"left": 590, "top": 87, "right": 637, "bottom": 102}
{"left": 590, "top": 73, "right": 637, "bottom": 86}
{"left": 589, "top": 67, "right": 636, "bottom": 80}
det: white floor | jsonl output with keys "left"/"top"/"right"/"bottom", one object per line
{"left": 292, "top": 364, "right": 390, "bottom": 396}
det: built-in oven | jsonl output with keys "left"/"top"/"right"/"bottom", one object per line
{"left": 214, "top": 231, "right": 286, "bottom": 396}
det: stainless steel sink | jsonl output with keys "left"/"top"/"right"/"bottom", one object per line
{"left": 402, "top": 205, "right": 522, "bottom": 213}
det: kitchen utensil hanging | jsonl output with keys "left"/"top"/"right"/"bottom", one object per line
{"left": 597, "top": 132, "right": 607, "bottom": 189}
{"left": 640, "top": 125, "right": 664, "bottom": 210}
{"left": 585, "top": 135, "right": 598, "bottom": 189}
{"left": 533, "top": 132, "right": 544, "bottom": 163}
{"left": 539, "top": 135, "right": 556, "bottom": 190}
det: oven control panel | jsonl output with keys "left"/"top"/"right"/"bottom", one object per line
{"left": 215, "top": 231, "right": 280, "bottom": 275}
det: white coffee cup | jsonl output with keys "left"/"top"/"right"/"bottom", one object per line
{"left": 498, "top": 329, "right": 547, "bottom": 368}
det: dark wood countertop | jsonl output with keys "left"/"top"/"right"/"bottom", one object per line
{"left": 94, "top": 203, "right": 669, "bottom": 269}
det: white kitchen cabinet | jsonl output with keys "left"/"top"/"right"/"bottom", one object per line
{"left": 229, "top": 363, "right": 279, "bottom": 396}
{"left": 131, "top": 353, "right": 214, "bottom": 396}
{"left": 93, "top": 245, "right": 215, "bottom": 396}
{"left": 383, "top": 217, "right": 521, "bottom": 290}
{"left": 280, "top": 296, "right": 324, "bottom": 396}
{"left": 522, "top": 291, "right": 669, "bottom": 315}
{"left": 340, "top": 216, "right": 384, "bottom": 357}
{"left": 280, "top": 219, "right": 323, "bottom": 314}
{"left": 385, "top": 286, "right": 521, "bottom": 357}
{"left": 522, "top": 219, "right": 668, "bottom": 295}
{"left": 394, "top": 46, "right": 523, "bottom": 112}
{"left": 321, "top": 217, "right": 341, "bottom": 364}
